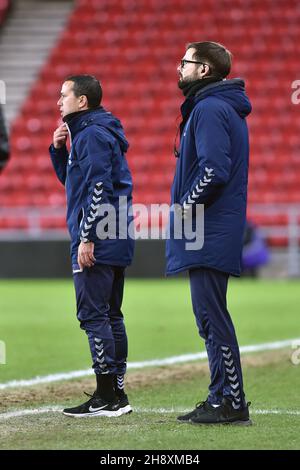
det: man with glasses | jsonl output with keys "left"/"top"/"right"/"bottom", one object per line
{"left": 50, "top": 75, "right": 134, "bottom": 417}
{"left": 166, "top": 42, "right": 252, "bottom": 425}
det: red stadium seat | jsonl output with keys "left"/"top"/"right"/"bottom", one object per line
{"left": 1, "top": 0, "right": 300, "bottom": 245}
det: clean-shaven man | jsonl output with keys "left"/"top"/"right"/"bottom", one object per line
{"left": 50, "top": 75, "right": 134, "bottom": 417}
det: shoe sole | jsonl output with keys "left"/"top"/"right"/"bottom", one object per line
{"left": 189, "top": 419, "right": 252, "bottom": 426}
{"left": 62, "top": 408, "right": 123, "bottom": 418}
{"left": 119, "top": 404, "right": 133, "bottom": 415}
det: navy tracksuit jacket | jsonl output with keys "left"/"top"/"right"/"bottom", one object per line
{"left": 50, "top": 107, "right": 134, "bottom": 270}
{"left": 166, "top": 79, "right": 251, "bottom": 277}
{"left": 50, "top": 107, "right": 134, "bottom": 376}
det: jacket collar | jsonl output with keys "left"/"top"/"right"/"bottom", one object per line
{"left": 180, "top": 78, "right": 246, "bottom": 127}
{"left": 194, "top": 78, "right": 245, "bottom": 99}
{"left": 63, "top": 107, "right": 103, "bottom": 139}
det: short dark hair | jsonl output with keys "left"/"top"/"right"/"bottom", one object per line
{"left": 64, "top": 74, "right": 102, "bottom": 109}
{"left": 187, "top": 41, "right": 232, "bottom": 78}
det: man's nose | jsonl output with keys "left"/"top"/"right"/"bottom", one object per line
{"left": 57, "top": 98, "right": 62, "bottom": 106}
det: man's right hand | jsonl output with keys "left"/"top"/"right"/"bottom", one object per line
{"left": 53, "top": 124, "right": 68, "bottom": 149}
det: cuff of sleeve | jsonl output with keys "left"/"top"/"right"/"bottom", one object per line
{"left": 49, "top": 144, "right": 68, "bottom": 156}
{"left": 79, "top": 229, "right": 97, "bottom": 244}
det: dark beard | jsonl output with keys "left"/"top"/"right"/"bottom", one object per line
{"left": 178, "top": 76, "right": 222, "bottom": 97}
{"left": 177, "top": 74, "right": 197, "bottom": 90}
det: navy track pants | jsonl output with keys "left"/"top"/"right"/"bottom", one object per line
{"left": 189, "top": 267, "right": 246, "bottom": 408}
{"left": 73, "top": 264, "right": 128, "bottom": 376}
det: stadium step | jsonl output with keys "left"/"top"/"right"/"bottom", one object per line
{"left": 0, "top": 0, "right": 73, "bottom": 126}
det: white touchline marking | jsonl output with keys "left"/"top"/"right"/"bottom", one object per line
{"left": 0, "top": 406, "right": 299, "bottom": 421}
{"left": 0, "top": 338, "right": 299, "bottom": 391}
{"left": 0, "top": 406, "right": 63, "bottom": 420}
{"left": 253, "top": 409, "right": 300, "bottom": 416}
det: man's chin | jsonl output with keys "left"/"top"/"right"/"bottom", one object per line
{"left": 178, "top": 79, "right": 187, "bottom": 90}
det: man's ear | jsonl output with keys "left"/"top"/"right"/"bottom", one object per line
{"left": 79, "top": 95, "right": 88, "bottom": 109}
{"left": 201, "top": 64, "right": 209, "bottom": 77}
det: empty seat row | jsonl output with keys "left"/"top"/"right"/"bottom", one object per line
{"left": 0, "top": 0, "right": 299, "bottom": 246}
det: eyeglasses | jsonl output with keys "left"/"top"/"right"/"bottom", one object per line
{"left": 180, "top": 59, "right": 209, "bottom": 69}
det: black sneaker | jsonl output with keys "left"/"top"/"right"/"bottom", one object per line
{"left": 62, "top": 392, "right": 122, "bottom": 418}
{"left": 116, "top": 391, "right": 132, "bottom": 415}
{"left": 177, "top": 400, "right": 211, "bottom": 422}
{"left": 189, "top": 397, "right": 252, "bottom": 426}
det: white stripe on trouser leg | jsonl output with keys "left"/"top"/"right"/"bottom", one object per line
{"left": 117, "top": 375, "right": 124, "bottom": 390}
{"left": 94, "top": 338, "right": 108, "bottom": 373}
{"left": 221, "top": 346, "right": 241, "bottom": 409}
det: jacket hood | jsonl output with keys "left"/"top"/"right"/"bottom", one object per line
{"left": 195, "top": 78, "right": 252, "bottom": 118}
{"left": 63, "top": 107, "right": 129, "bottom": 152}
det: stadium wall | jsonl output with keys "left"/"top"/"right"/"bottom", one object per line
{"left": 0, "top": 240, "right": 169, "bottom": 278}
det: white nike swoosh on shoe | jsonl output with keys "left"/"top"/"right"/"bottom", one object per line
{"left": 88, "top": 405, "right": 108, "bottom": 412}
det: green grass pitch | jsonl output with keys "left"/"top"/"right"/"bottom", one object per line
{"left": 0, "top": 278, "right": 299, "bottom": 450}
